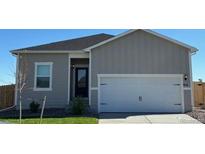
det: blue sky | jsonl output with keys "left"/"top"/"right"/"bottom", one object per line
{"left": 0, "top": 29, "right": 204, "bottom": 85}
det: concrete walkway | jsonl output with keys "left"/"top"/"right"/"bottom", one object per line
{"left": 0, "top": 121, "right": 10, "bottom": 124}
{"left": 99, "top": 113, "right": 201, "bottom": 124}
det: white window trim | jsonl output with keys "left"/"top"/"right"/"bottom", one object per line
{"left": 34, "top": 62, "right": 53, "bottom": 91}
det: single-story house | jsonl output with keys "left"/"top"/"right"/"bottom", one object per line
{"left": 11, "top": 29, "right": 198, "bottom": 113}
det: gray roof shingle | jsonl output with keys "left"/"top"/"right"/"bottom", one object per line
{"left": 11, "top": 33, "right": 114, "bottom": 52}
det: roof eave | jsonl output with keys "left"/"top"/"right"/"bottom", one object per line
{"left": 10, "top": 49, "right": 88, "bottom": 55}
{"left": 144, "top": 29, "right": 198, "bottom": 53}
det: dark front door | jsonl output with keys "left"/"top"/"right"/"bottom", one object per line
{"left": 75, "top": 67, "right": 88, "bottom": 97}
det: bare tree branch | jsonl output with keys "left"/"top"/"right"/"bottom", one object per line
{"left": 17, "top": 52, "right": 29, "bottom": 124}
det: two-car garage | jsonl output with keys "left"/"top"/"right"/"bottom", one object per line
{"left": 98, "top": 74, "right": 184, "bottom": 113}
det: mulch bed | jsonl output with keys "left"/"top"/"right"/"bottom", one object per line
{"left": 187, "top": 109, "right": 205, "bottom": 124}
{"left": 0, "top": 108, "right": 97, "bottom": 119}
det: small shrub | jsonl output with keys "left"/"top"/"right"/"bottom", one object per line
{"left": 29, "top": 101, "right": 40, "bottom": 113}
{"left": 70, "top": 97, "right": 85, "bottom": 115}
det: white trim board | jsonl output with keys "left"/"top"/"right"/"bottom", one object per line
{"left": 97, "top": 74, "right": 183, "bottom": 78}
{"left": 33, "top": 62, "right": 53, "bottom": 91}
{"left": 180, "top": 75, "right": 185, "bottom": 113}
{"left": 11, "top": 50, "right": 86, "bottom": 55}
{"left": 97, "top": 74, "right": 185, "bottom": 113}
{"left": 97, "top": 75, "right": 101, "bottom": 113}
{"left": 184, "top": 87, "right": 192, "bottom": 90}
{"left": 67, "top": 54, "right": 71, "bottom": 104}
{"left": 89, "top": 52, "right": 92, "bottom": 106}
{"left": 85, "top": 29, "right": 198, "bottom": 52}
{"left": 189, "top": 52, "right": 194, "bottom": 108}
{"left": 91, "top": 87, "right": 98, "bottom": 90}
{"left": 69, "top": 53, "right": 89, "bottom": 58}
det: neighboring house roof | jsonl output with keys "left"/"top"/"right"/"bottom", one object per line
{"left": 85, "top": 29, "right": 198, "bottom": 52}
{"left": 11, "top": 33, "right": 114, "bottom": 54}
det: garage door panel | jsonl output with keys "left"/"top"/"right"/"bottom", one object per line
{"left": 100, "top": 82, "right": 139, "bottom": 112}
{"left": 99, "top": 75, "right": 183, "bottom": 113}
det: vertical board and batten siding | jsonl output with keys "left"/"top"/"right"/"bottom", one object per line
{"left": 184, "top": 90, "right": 192, "bottom": 111}
{"left": 17, "top": 53, "right": 68, "bottom": 109}
{"left": 91, "top": 30, "right": 191, "bottom": 113}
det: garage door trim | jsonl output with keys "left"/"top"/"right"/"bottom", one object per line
{"left": 97, "top": 74, "right": 184, "bottom": 113}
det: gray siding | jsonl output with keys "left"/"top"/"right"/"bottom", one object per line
{"left": 91, "top": 30, "right": 191, "bottom": 113}
{"left": 17, "top": 53, "right": 68, "bottom": 109}
{"left": 184, "top": 90, "right": 192, "bottom": 112}
{"left": 90, "top": 90, "right": 98, "bottom": 112}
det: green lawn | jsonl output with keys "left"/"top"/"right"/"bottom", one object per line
{"left": 0, "top": 117, "right": 98, "bottom": 124}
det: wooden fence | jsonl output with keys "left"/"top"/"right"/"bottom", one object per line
{"left": 193, "top": 82, "right": 205, "bottom": 107}
{"left": 0, "top": 84, "right": 15, "bottom": 109}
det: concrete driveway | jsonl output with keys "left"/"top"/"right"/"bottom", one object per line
{"left": 99, "top": 113, "right": 201, "bottom": 124}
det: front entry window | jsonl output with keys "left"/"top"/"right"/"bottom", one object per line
{"left": 75, "top": 68, "right": 88, "bottom": 97}
{"left": 77, "top": 69, "right": 87, "bottom": 88}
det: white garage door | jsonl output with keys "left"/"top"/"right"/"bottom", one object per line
{"left": 99, "top": 75, "right": 184, "bottom": 113}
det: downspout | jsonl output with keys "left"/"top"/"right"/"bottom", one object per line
{"left": 190, "top": 50, "right": 197, "bottom": 110}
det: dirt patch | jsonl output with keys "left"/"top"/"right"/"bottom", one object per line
{"left": 187, "top": 109, "right": 205, "bottom": 124}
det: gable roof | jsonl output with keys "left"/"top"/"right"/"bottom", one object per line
{"left": 11, "top": 29, "right": 198, "bottom": 55}
{"left": 85, "top": 29, "right": 198, "bottom": 52}
{"left": 11, "top": 33, "right": 114, "bottom": 54}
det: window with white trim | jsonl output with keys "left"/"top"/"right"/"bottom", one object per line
{"left": 34, "top": 62, "right": 52, "bottom": 90}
